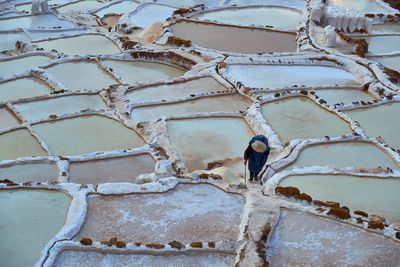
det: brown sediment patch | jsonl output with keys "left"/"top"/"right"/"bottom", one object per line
{"left": 169, "top": 20, "right": 297, "bottom": 53}
{"left": 275, "top": 186, "right": 300, "bottom": 197}
{"left": 327, "top": 207, "right": 351, "bottom": 220}
{"left": 383, "top": 67, "right": 400, "bottom": 84}
{"left": 354, "top": 210, "right": 369, "bottom": 217}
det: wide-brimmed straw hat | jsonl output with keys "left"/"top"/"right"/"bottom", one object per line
{"left": 251, "top": 140, "right": 267, "bottom": 153}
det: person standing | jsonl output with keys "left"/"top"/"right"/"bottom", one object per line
{"left": 244, "top": 135, "right": 270, "bottom": 183}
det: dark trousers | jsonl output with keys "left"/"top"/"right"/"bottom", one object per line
{"left": 249, "top": 171, "right": 259, "bottom": 181}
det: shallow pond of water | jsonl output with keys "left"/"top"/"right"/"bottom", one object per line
{"left": 328, "top": 0, "right": 391, "bottom": 13}
{"left": 195, "top": 6, "right": 302, "bottom": 31}
{"left": 225, "top": 64, "right": 359, "bottom": 89}
{"left": 131, "top": 94, "right": 252, "bottom": 123}
{"left": 0, "top": 189, "right": 70, "bottom": 267}
{"left": 344, "top": 102, "right": 400, "bottom": 149}
{"left": 57, "top": 0, "right": 103, "bottom": 13}
{"left": 75, "top": 184, "right": 243, "bottom": 243}
{"left": 279, "top": 174, "right": 400, "bottom": 222}
{"left": 0, "top": 107, "right": 19, "bottom": 129}
{"left": 0, "top": 55, "right": 52, "bottom": 78}
{"left": 35, "top": 34, "right": 121, "bottom": 55}
{"left": 0, "top": 162, "right": 59, "bottom": 182}
{"left": 170, "top": 21, "right": 297, "bottom": 54}
{"left": 45, "top": 61, "right": 117, "bottom": 92}
{"left": 288, "top": 141, "right": 398, "bottom": 170}
{"left": 0, "top": 32, "right": 30, "bottom": 52}
{"left": 369, "top": 56, "right": 400, "bottom": 72}
{"left": 14, "top": 94, "right": 107, "bottom": 122}
{"left": 129, "top": 3, "right": 175, "bottom": 28}
{"left": 366, "top": 35, "right": 400, "bottom": 55}
{"left": 96, "top": 1, "right": 139, "bottom": 17}
{"left": 0, "top": 129, "right": 46, "bottom": 160}
{"left": 31, "top": 115, "right": 145, "bottom": 156}
{"left": 126, "top": 77, "right": 228, "bottom": 103}
{"left": 55, "top": 250, "right": 234, "bottom": 267}
{"left": 101, "top": 59, "right": 186, "bottom": 84}
{"left": 372, "top": 24, "right": 400, "bottom": 33}
{"left": 0, "top": 14, "right": 75, "bottom": 31}
{"left": 167, "top": 117, "right": 254, "bottom": 172}
{"left": 69, "top": 154, "right": 155, "bottom": 184}
{"left": 0, "top": 77, "right": 52, "bottom": 103}
{"left": 314, "top": 88, "right": 374, "bottom": 104}
{"left": 261, "top": 97, "right": 351, "bottom": 144}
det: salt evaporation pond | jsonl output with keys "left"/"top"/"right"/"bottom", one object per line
{"left": 31, "top": 115, "right": 145, "bottom": 156}
{"left": 366, "top": 35, "right": 400, "bottom": 54}
{"left": 126, "top": 77, "right": 228, "bottom": 103}
{"left": 314, "top": 88, "right": 374, "bottom": 104}
{"left": 35, "top": 34, "right": 121, "bottom": 55}
{"left": 0, "top": 129, "right": 46, "bottom": 160}
{"left": 373, "top": 24, "right": 400, "bottom": 33}
{"left": 131, "top": 94, "right": 252, "bottom": 123}
{"left": 0, "top": 107, "right": 19, "bottom": 129}
{"left": 194, "top": 6, "right": 302, "bottom": 31}
{"left": 328, "top": 0, "right": 391, "bottom": 13}
{"left": 0, "top": 163, "right": 59, "bottom": 182}
{"left": 57, "top": 0, "right": 103, "bottom": 13}
{"left": 0, "top": 189, "right": 70, "bottom": 267}
{"left": 261, "top": 97, "right": 351, "bottom": 144}
{"left": 0, "top": 32, "right": 30, "bottom": 51}
{"left": 14, "top": 94, "right": 107, "bottom": 121}
{"left": 0, "top": 77, "right": 51, "bottom": 103}
{"left": 170, "top": 21, "right": 297, "bottom": 54}
{"left": 0, "top": 14, "right": 75, "bottom": 30}
{"left": 167, "top": 117, "right": 254, "bottom": 173}
{"left": 0, "top": 55, "right": 52, "bottom": 78}
{"left": 55, "top": 250, "right": 235, "bottom": 267}
{"left": 101, "top": 59, "right": 186, "bottom": 84}
{"left": 45, "top": 61, "right": 117, "bottom": 92}
{"left": 345, "top": 102, "right": 400, "bottom": 149}
{"left": 287, "top": 141, "right": 398, "bottom": 170}
{"left": 96, "top": 1, "right": 140, "bottom": 17}
{"left": 225, "top": 64, "right": 358, "bottom": 89}
{"left": 369, "top": 55, "right": 400, "bottom": 72}
{"left": 69, "top": 154, "right": 155, "bottom": 184}
{"left": 279, "top": 174, "right": 400, "bottom": 222}
{"left": 267, "top": 209, "right": 400, "bottom": 266}
{"left": 75, "top": 184, "right": 243, "bottom": 243}
{"left": 129, "top": 3, "right": 175, "bottom": 28}
{"left": 153, "top": 0, "right": 221, "bottom": 7}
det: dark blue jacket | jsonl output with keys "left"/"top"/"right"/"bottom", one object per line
{"left": 244, "top": 135, "right": 270, "bottom": 173}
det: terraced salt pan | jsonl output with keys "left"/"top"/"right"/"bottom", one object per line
{"left": 75, "top": 184, "right": 243, "bottom": 243}
{"left": 0, "top": 163, "right": 59, "bottom": 182}
{"left": 279, "top": 174, "right": 400, "bottom": 222}
{"left": 0, "top": 32, "right": 30, "bottom": 51}
{"left": 35, "top": 34, "right": 121, "bottom": 55}
{"left": 45, "top": 61, "right": 117, "bottom": 92}
{"left": 55, "top": 250, "right": 235, "bottom": 267}
{"left": 0, "top": 77, "right": 51, "bottom": 103}
{"left": 366, "top": 35, "right": 400, "bottom": 54}
{"left": 153, "top": 0, "right": 221, "bottom": 7}
{"left": 287, "top": 142, "right": 399, "bottom": 170}
{"left": 345, "top": 102, "right": 400, "bottom": 149}
{"left": 96, "top": 1, "right": 140, "bottom": 17}
{"left": 314, "top": 88, "right": 374, "bottom": 104}
{"left": 69, "top": 154, "right": 155, "bottom": 184}
{"left": 57, "top": 0, "right": 103, "bottom": 13}
{"left": 170, "top": 21, "right": 297, "bottom": 54}
{"left": 372, "top": 24, "right": 400, "bottom": 33}
{"left": 261, "top": 97, "right": 351, "bottom": 144}
{"left": 126, "top": 77, "right": 228, "bottom": 103}
{"left": 167, "top": 117, "right": 254, "bottom": 173}
{"left": 267, "top": 209, "right": 400, "bottom": 266}
{"left": 131, "top": 94, "right": 252, "bottom": 123}
{"left": 194, "top": 6, "right": 302, "bottom": 31}
{"left": 0, "top": 55, "right": 52, "bottom": 78}
{"left": 101, "top": 59, "right": 186, "bottom": 84}
{"left": 0, "top": 107, "right": 19, "bottom": 129}
{"left": 0, "top": 129, "right": 46, "bottom": 160}
{"left": 0, "top": 189, "right": 71, "bottom": 267}
{"left": 225, "top": 65, "right": 359, "bottom": 89}
{"left": 369, "top": 56, "right": 400, "bottom": 72}
{"left": 129, "top": 3, "right": 175, "bottom": 28}
{"left": 0, "top": 14, "right": 75, "bottom": 31}
{"left": 31, "top": 115, "right": 145, "bottom": 156}
{"left": 328, "top": 0, "right": 391, "bottom": 13}
{"left": 13, "top": 94, "right": 107, "bottom": 121}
